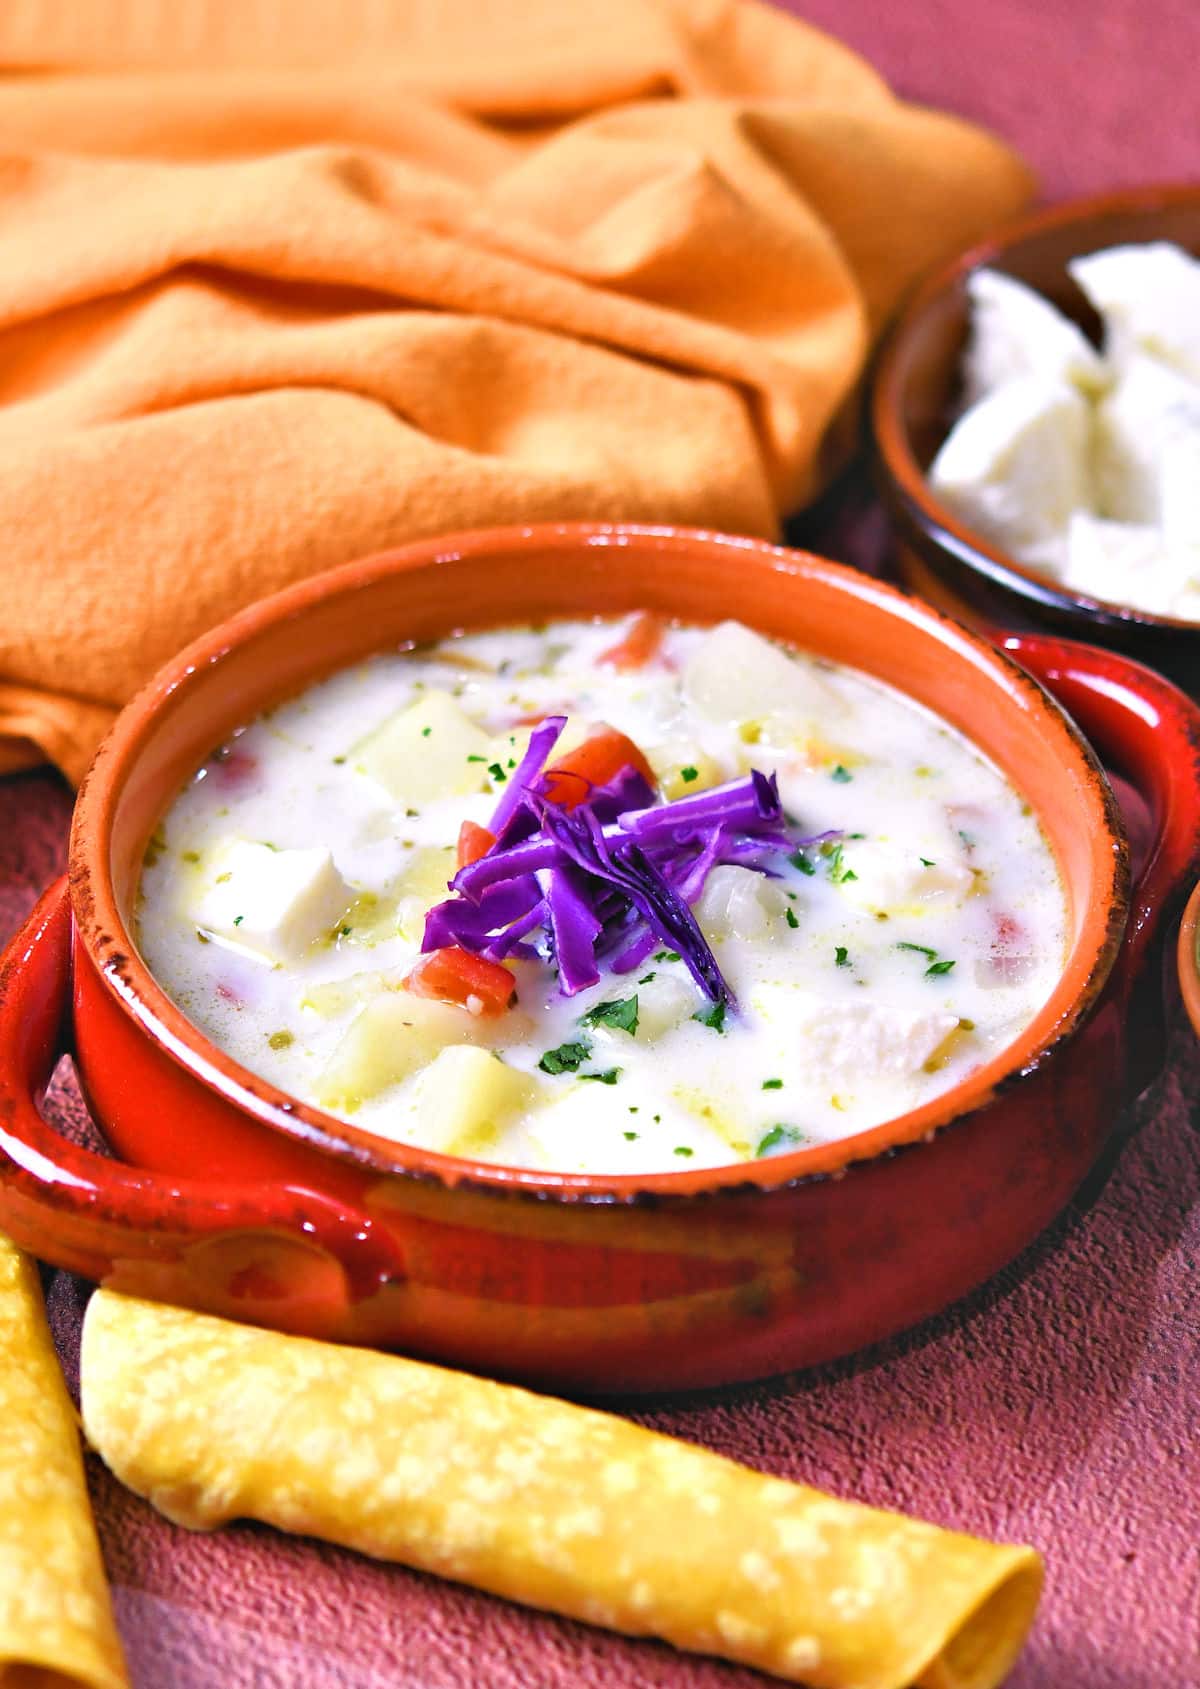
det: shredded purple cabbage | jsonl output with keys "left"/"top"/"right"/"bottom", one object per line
{"left": 423, "top": 736, "right": 817, "bottom": 1006}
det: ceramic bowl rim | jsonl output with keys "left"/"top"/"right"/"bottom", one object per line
{"left": 68, "top": 522, "right": 1129, "bottom": 1205}
{"left": 870, "top": 178, "right": 1200, "bottom": 636}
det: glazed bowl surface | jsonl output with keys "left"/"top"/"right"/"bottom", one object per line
{"left": 2, "top": 523, "right": 1199, "bottom": 1393}
{"left": 1177, "top": 882, "right": 1200, "bottom": 1042}
{"left": 870, "top": 181, "right": 1200, "bottom": 693}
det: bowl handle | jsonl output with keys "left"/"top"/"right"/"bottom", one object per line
{"left": 0, "top": 878, "right": 404, "bottom": 1327}
{"left": 999, "top": 632, "right": 1200, "bottom": 1092}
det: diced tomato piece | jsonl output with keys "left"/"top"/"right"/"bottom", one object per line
{"left": 598, "top": 612, "right": 667, "bottom": 671}
{"left": 456, "top": 820, "right": 496, "bottom": 870}
{"left": 542, "top": 727, "right": 657, "bottom": 810}
{"left": 404, "top": 947, "right": 516, "bottom": 1017}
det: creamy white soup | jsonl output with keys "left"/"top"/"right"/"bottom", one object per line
{"left": 137, "top": 617, "right": 1069, "bottom": 1173}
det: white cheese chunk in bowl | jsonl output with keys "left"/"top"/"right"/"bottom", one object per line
{"left": 1069, "top": 241, "right": 1200, "bottom": 382}
{"left": 963, "top": 268, "right": 1107, "bottom": 404}
{"left": 928, "top": 376, "right": 1091, "bottom": 567}
{"left": 193, "top": 841, "right": 352, "bottom": 961}
{"left": 1092, "top": 356, "right": 1200, "bottom": 526}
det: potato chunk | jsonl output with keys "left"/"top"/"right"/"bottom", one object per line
{"left": 694, "top": 865, "right": 788, "bottom": 942}
{"left": 315, "top": 993, "right": 486, "bottom": 1112}
{"left": 408, "top": 1046, "right": 542, "bottom": 1156}
{"left": 682, "top": 622, "right": 836, "bottom": 734}
{"left": 355, "top": 690, "right": 490, "bottom": 803}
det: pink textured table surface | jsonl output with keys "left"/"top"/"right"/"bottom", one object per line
{"left": 5, "top": 3, "right": 1200, "bottom": 1684}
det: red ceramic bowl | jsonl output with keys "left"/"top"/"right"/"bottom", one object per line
{"left": 871, "top": 182, "right": 1200, "bottom": 695}
{"left": 2, "top": 525, "right": 1200, "bottom": 1395}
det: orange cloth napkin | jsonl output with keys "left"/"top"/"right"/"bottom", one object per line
{"left": 0, "top": 0, "right": 1032, "bottom": 782}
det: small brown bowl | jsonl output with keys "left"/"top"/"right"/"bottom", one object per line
{"left": 870, "top": 181, "right": 1200, "bottom": 693}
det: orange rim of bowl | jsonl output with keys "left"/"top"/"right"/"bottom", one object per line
{"left": 1177, "top": 881, "right": 1200, "bottom": 1039}
{"left": 872, "top": 179, "right": 1200, "bottom": 635}
{"left": 69, "top": 523, "right": 1129, "bottom": 1204}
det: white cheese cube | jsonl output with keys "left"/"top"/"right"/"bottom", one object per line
{"left": 1069, "top": 241, "right": 1200, "bottom": 381}
{"left": 1092, "top": 356, "right": 1200, "bottom": 525}
{"left": 694, "top": 865, "right": 788, "bottom": 942}
{"left": 836, "top": 840, "right": 974, "bottom": 915}
{"left": 682, "top": 622, "right": 838, "bottom": 736}
{"left": 751, "top": 987, "right": 961, "bottom": 1082}
{"left": 354, "top": 690, "right": 490, "bottom": 803}
{"left": 929, "top": 377, "right": 1091, "bottom": 566}
{"left": 963, "top": 268, "right": 1106, "bottom": 404}
{"left": 1062, "top": 512, "right": 1200, "bottom": 616}
{"left": 405, "top": 1046, "right": 541, "bottom": 1157}
{"left": 194, "top": 841, "right": 352, "bottom": 961}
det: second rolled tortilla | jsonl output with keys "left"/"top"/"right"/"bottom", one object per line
{"left": 0, "top": 1238, "right": 128, "bottom": 1689}
{"left": 81, "top": 1291, "right": 1040, "bottom": 1689}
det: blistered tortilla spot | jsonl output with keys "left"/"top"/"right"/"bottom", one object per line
{"left": 774, "top": 1514, "right": 832, "bottom": 1557}
{"left": 738, "top": 1549, "right": 781, "bottom": 1590}
{"left": 784, "top": 1635, "right": 823, "bottom": 1673}
{"left": 716, "top": 1610, "right": 770, "bottom": 1650}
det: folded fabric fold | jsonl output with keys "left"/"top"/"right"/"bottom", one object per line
{"left": 82, "top": 1291, "right": 1043, "bottom": 1689}
{"left": 0, "top": 1237, "right": 128, "bottom": 1689}
{"left": 0, "top": 0, "right": 1033, "bottom": 781}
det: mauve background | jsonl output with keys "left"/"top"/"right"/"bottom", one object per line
{"left": 3, "top": 1, "right": 1199, "bottom": 1684}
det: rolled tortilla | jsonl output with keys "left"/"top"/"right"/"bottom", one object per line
{"left": 0, "top": 1239, "right": 128, "bottom": 1689}
{"left": 82, "top": 1292, "right": 1040, "bottom": 1688}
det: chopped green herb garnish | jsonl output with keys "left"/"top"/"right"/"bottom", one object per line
{"left": 487, "top": 762, "right": 507, "bottom": 783}
{"left": 267, "top": 1030, "right": 294, "bottom": 1050}
{"left": 789, "top": 849, "right": 815, "bottom": 876}
{"left": 466, "top": 754, "right": 487, "bottom": 763}
{"left": 181, "top": 849, "right": 201, "bottom": 864}
{"left": 680, "top": 765, "right": 699, "bottom": 783}
{"left": 762, "top": 1078, "right": 783, "bottom": 1090}
{"left": 580, "top": 1067, "right": 622, "bottom": 1085}
{"left": 580, "top": 996, "right": 639, "bottom": 1036}
{"left": 896, "top": 941, "right": 938, "bottom": 960}
{"left": 637, "top": 971, "right": 656, "bottom": 984}
{"left": 785, "top": 907, "right": 799, "bottom": 929}
{"left": 835, "top": 946, "right": 849, "bottom": 967}
{"left": 624, "top": 1131, "right": 639, "bottom": 1141}
{"left": 692, "top": 1000, "right": 727, "bottom": 1033}
{"left": 654, "top": 950, "right": 681, "bottom": 963}
{"left": 957, "top": 827, "right": 976, "bottom": 850}
{"left": 421, "top": 726, "right": 432, "bottom": 737}
{"left": 831, "top": 764, "right": 853, "bottom": 783}
{"left": 653, "top": 1113, "right": 662, "bottom": 1123}
{"left": 919, "top": 856, "right": 935, "bottom": 867}
{"left": 826, "top": 844, "right": 857, "bottom": 884}
{"left": 538, "top": 1040, "right": 591, "bottom": 1075}
{"left": 332, "top": 755, "right": 347, "bottom": 765}
{"left": 628, "top": 1106, "right": 639, "bottom": 1114}
{"left": 232, "top": 915, "right": 244, "bottom": 927}
{"left": 756, "top": 1124, "right": 802, "bottom": 1157}
{"left": 673, "top": 1146, "right": 694, "bottom": 1158}
{"left": 926, "top": 958, "right": 956, "bottom": 977}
